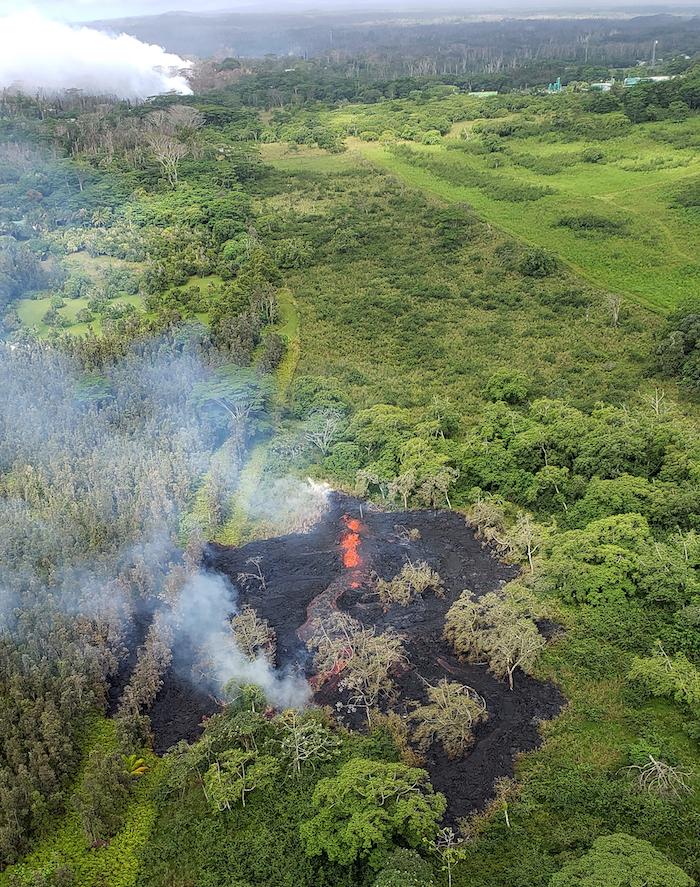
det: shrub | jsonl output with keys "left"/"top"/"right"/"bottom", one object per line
{"left": 287, "top": 375, "right": 349, "bottom": 419}
{"left": 273, "top": 237, "right": 313, "bottom": 269}
{"left": 581, "top": 146, "right": 606, "bottom": 163}
{"left": 629, "top": 644, "right": 700, "bottom": 707}
{"left": 374, "top": 561, "right": 444, "bottom": 608}
{"left": 8, "top": 866, "right": 75, "bottom": 887}
{"left": 548, "top": 833, "right": 694, "bottom": 887}
{"left": 483, "top": 369, "right": 530, "bottom": 404}
{"left": 258, "top": 331, "right": 287, "bottom": 373}
{"left": 420, "top": 130, "right": 442, "bottom": 145}
{"left": 512, "top": 152, "right": 576, "bottom": 175}
{"left": 408, "top": 679, "right": 487, "bottom": 758}
{"left": 555, "top": 214, "right": 627, "bottom": 236}
{"left": 518, "top": 248, "right": 558, "bottom": 278}
{"left": 672, "top": 179, "right": 700, "bottom": 209}
{"left": 657, "top": 306, "right": 700, "bottom": 394}
{"left": 373, "top": 849, "right": 436, "bottom": 887}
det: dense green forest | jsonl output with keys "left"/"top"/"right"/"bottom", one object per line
{"left": 1, "top": 53, "right": 700, "bottom": 887}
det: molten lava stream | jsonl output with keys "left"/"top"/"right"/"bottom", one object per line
{"left": 297, "top": 512, "right": 367, "bottom": 653}
{"left": 340, "top": 514, "right": 364, "bottom": 585}
{"left": 341, "top": 532, "right": 360, "bottom": 567}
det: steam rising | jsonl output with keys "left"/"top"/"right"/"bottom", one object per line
{"left": 173, "top": 572, "right": 310, "bottom": 709}
{"left": 245, "top": 476, "right": 331, "bottom": 535}
{"left": 0, "top": 340, "right": 312, "bottom": 713}
{"left": 0, "top": 11, "right": 192, "bottom": 98}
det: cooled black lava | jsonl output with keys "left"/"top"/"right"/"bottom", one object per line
{"left": 149, "top": 493, "right": 564, "bottom": 820}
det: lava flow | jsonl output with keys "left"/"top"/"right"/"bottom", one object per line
{"left": 340, "top": 514, "right": 364, "bottom": 579}
{"left": 297, "top": 513, "right": 367, "bottom": 646}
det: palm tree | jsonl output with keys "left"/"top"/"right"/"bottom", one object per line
{"left": 91, "top": 207, "right": 112, "bottom": 228}
{"left": 123, "top": 754, "right": 149, "bottom": 778}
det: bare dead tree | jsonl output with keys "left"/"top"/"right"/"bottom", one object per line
{"left": 511, "top": 511, "right": 543, "bottom": 573}
{"left": 648, "top": 387, "right": 667, "bottom": 417}
{"left": 236, "top": 556, "right": 267, "bottom": 593}
{"left": 338, "top": 628, "right": 407, "bottom": 723}
{"left": 392, "top": 524, "right": 422, "bottom": 543}
{"left": 623, "top": 755, "right": 692, "bottom": 799}
{"left": 147, "top": 132, "right": 188, "bottom": 189}
{"left": 303, "top": 408, "right": 345, "bottom": 456}
{"left": 416, "top": 466, "right": 460, "bottom": 510}
{"left": 608, "top": 294, "right": 622, "bottom": 328}
{"left": 433, "top": 827, "right": 467, "bottom": 887}
{"left": 491, "top": 776, "right": 516, "bottom": 828}
{"left": 165, "top": 105, "right": 205, "bottom": 133}
{"left": 276, "top": 710, "right": 340, "bottom": 777}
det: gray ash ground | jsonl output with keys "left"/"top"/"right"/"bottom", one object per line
{"left": 152, "top": 492, "right": 564, "bottom": 820}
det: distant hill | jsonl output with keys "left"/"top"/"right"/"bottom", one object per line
{"left": 86, "top": 9, "right": 700, "bottom": 60}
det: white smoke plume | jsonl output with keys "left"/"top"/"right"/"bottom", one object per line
{"left": 0, "top": 340, "right": 309, "bottom": 716}
{"left": 173, "top": 572, "right": 310, "bottom": 710}
{"left": 245, "top": 476, "right": 332, "bottom": 536}
{"left": 0, "top": 11, "right": 192, "bottom": 98}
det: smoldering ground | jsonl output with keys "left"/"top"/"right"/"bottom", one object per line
{"left": 171, "top": 571, "right": 309, "bottom": 709}
{"left": 206, "top": 494, "right": 565, "bottom": 821}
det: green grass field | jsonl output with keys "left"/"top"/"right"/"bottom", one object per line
{"left": 16, "top": 294, "right": 145, "bottom": 336}
{"left": 353, "top": 134, "right": 700, "bottom": 312}
{"left": 256, "top": 141, "right": 659, "bottom": 419}
{"left": 321, "top": 99, "right": 700, "bottom": 313}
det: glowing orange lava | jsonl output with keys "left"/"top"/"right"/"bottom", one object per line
{"left": 340, "top": 515, "right": 364, "bottom": 569}
{"left": 310, "top": 650, "right": 351, "bottom": 689}
{"left": 299, "top": 513, "right": 369, "bottom": 688}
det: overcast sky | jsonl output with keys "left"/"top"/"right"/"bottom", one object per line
{"left": 0, "top": 0, "right": 236, "bottom": 18}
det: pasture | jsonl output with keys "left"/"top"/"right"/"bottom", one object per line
{"left": 328, "top": 97, "right": 700, "bottom": 312}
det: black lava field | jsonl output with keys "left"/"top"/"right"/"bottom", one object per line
{"left": 150, "top": 493, "right": 564, "bottom": 820}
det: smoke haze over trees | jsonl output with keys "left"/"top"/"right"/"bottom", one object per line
{"left": 1, "top": 6, "right": 700, "bottom": 885}
{"left": 0, "top": 11, "right": 192, "bottom": 97}
{"left": 0, "top": 339, "right": 309, "bottom": 862}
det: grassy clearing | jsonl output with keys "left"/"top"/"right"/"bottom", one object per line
{"left": 16, "top": 294, "right": 145, "bottom": 337}
{"left": 17, "top": 270, "right": 214, "bottom": 338}
{"left": 260, "top": 142, "right": 355, "bottom": 172}
{"left": 349, "top": 123, "right": 700, "bottom": 312}
{"left": 260, "top": 142, "right": 657, "bottom": 416}
{"left": 64, "top": 252, "right": 144, "bottom": 279}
